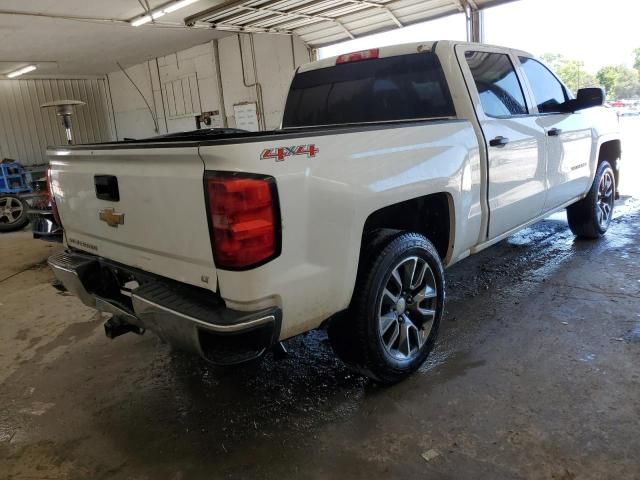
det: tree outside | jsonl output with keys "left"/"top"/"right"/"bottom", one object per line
{"left": 614, "top": 67, "right": 640, "bottom": 99}
{"left": 596, "top": 66, "right": 620, "bottom": 99}
{"left": 541, "top": 54, "right": 598, "bottom": 93}
{"left": 542, "top": 49, "right": 640, "bottom": 100}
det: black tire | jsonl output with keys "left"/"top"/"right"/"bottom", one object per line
{"left": 329, "top": 232, "right": 445, "bottom": 384}
{"left": 0, "top": 195, "right": 29, "bottom": 233}
{"left": 566, "top": 161, "right": 615, "bottom": 239}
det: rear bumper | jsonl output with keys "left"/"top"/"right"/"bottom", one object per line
{"left": 48, "top": 251, "right": 281, "bottom": 365}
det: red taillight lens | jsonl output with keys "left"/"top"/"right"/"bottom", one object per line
{"left": 336, "top": 48, "right": 379, "bottom": 65}
{"left": 206, "top": 174, "right": 279, "bottom": 270}
{"left": 47, "top": 167, "right": 62, "bottom": 227}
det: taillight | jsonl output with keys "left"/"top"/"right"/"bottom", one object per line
{"left": 205, "top": 173, "right": 280, "bottom": 270}
{"left": 336, "top": 48, "right": 379, "bottom": 65}
{"left": 47, "top": 167, "right": 62, "bottom": 227}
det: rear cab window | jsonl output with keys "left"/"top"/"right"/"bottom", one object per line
{"left": 282, "top": 52, "right": 456, "bottom": 128}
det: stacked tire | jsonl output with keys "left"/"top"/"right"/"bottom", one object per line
{"left": 0, "top": 195, "right": 29, "bottom": 232}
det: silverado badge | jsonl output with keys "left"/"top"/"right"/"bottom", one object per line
{"left": 99, "top": 208, "right": 125, "bottom": 227}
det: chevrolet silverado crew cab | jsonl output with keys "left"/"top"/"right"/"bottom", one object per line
{"left": 48, "top": 41, "right": 621, "bottom": 383}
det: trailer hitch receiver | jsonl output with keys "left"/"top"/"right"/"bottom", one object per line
{"left": 104, "top": 317, "right": 145, "bottom": 339}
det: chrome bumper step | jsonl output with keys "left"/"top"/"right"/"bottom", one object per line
{"left": 48, "top": 251, "right": 281, "bottom": 365}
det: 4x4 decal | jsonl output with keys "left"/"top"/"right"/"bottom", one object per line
{"left": 260, "top": 144, "right": 319, "bottom": 162}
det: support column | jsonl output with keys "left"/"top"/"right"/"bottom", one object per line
{"left": 465, "top": 6, "right": 484, "bottom": 43}
{"left": 470, "top": 8, "right": 484, "bottom": 43}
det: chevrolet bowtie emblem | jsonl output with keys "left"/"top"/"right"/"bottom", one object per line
{"left": 99, "top": 208, "right": 125, "bottom": 227}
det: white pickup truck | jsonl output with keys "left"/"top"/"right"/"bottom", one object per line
{"left": 48, "top": 41, "right": 621, "bottom": 383}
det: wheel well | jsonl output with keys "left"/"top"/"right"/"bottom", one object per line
{"left": 361, "top": 193, "right": 452, "bottom": 261}
{"left": 598, "top": 140, "right": 621, "bottom": 196}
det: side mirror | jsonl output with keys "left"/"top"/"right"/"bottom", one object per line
{"left": 572, "top": 87, "right": 604, "bottom": 111}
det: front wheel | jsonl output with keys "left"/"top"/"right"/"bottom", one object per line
{"left": 0, "top": 195, "right": 29, "bottom": 232}
{"left": 329, "top": 232, "right": 445, "bottom": 384}
{"left": 566, "top": 161, "right": 615, "bottom": 239}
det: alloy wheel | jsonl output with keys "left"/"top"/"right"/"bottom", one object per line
{"left": 597, "top": 170, "right": 614, "bottom": 229}
{"left": 378, "top": 256, "right": 438, "bottom": 361}
{"left": 0, "top": 196, "right": 24, "bottom": 225}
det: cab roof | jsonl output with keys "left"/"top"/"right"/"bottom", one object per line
{"left": 298, "top": 40, "right": 536, "bottom": 73}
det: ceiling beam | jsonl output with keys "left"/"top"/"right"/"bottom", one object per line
{"left": 454, "top": 0, "right": 479, "bottom": 12}
{"left": 335, "top": 20, "right": 356, "bottom": 39}
{"left": 185, "top": 1, "right": 255, "bottom": 25}
{"left": 184, "top": 0, "right": 401, "bottom": 30}
{"left": 0, "top": 9, "right": 128, "bottom": 24}
{"left": 137, "top": 0, "right": 150, "bottom": 15}
{"left": 185, "top": 0, "right": 359, "bottom": 39}
{"left": 226, "top": 5, "right": 340, "bottom": 26}
{"left": 339, "top": 1, "right": 403, "bottom": 28}
{"left": 383, "top": 7, "right": 403, "bottom": 28}
{"left": 0, "top": 8, "right": 214, "bottom": 30}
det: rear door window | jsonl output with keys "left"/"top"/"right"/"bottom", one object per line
{"left": 465, "top": 51, "right": 528, "bottom": 117}
{"left": 282, "top": 52, "right": 456, "bottom": 128}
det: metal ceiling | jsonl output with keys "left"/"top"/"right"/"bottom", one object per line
{"left": 185, "top": 0, "right": 517, "bottom": 47}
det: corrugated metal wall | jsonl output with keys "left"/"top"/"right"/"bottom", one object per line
{"left": 0, "top": 79, "right": 114, "bottom": 166}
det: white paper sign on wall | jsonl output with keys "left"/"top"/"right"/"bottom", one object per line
{"left": 209, "top": 113, "right": 223, "bottom": 129}
{"left": 233, "top": 103, "right": 259, "bottom": 132}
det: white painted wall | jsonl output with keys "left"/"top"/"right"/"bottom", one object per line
{"left": 108, "top": 64, "right": 159, "bottom": 140}
{"left": 107, "top": 33, "right": 311, "bottom": 140}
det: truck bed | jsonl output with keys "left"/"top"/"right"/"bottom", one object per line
{"left": 50, "top": 119, "right": 458, "bottom": 150}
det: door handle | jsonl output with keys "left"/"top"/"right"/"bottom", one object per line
{"left": 95, "top": 175, "right": 120, "bottom": 202}
{"left": 489, "top": 136, "right": 509, "bottom": 147}
{"left": 547, "top": 128, "right": 562, "bottom": 136}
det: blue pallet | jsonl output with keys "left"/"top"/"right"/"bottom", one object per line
{"left": 0, "top": 162, "right": 30, "bottom": 194}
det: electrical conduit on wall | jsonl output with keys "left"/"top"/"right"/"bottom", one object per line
{"left": 116, "top": 61, "right": 159, "bottom": 134}
{"left": 237, "top": 34, "right": 266, "bottom": 131}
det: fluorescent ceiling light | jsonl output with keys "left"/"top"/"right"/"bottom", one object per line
{"left": 131, "top": 15, "right": 152, "bottom": 26}
{"left": 164, "top": 0, "right": 199, "bottom": 13}
{"left": 6, "top": 65, "right": 36, "bottom": 78}
{"left": 130, "top": 0, "right": 199, "bottom": 26}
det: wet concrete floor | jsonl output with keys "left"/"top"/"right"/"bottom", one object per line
{"left": 1, "top": 196, "right": 639, "bottom": 479}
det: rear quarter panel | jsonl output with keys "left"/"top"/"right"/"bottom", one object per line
{"left": 200, "top": 121, "right": 481, "bottom": 339}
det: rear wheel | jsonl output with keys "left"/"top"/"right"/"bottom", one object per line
{"left": 567, "top": 161, "right": 615, "bottom": 239}
{"left": 0, "top": 195, "right": 28, "bottom": 232}
{"left": 329, "top": 232, "right": 445, "bottom": 384}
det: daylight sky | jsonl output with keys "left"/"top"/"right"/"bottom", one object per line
{"left": 319, "top": 0, "right": 640, "bottom": 73}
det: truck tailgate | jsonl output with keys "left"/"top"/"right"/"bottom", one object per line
{"left": 49, "top": 146, "right": 216, "bottom": 291}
